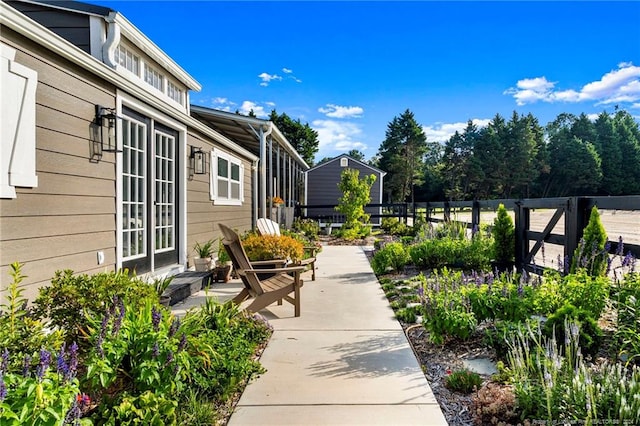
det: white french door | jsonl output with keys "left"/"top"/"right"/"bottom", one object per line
{"left": 121, "top": 108, "right": 179, "bottom": 274}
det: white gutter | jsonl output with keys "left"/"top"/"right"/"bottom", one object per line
{"left": 1, "top": 3, "right": 256, "bottom": 162}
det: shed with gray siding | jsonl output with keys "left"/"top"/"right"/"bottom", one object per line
{"left": 304, "top": 155, "right": 386, "bottom": 226}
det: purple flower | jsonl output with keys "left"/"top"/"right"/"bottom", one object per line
{"left": 151, "top": 306, "right": 161, "bottom": 332}
{"left": 68, "top": 342, "right": 78, "bottom": 380}
{"left": 64, "top": 399, "right": 80, "bottom": 425}
{"left": 112, "top": 298, "right": 125, "bottom": 336}
{"left": 1, "top": 348, "right": 8, "bottom": 373}
{"left": 56, "top": 343, "right": 69, "bottom": 379}
{"left": 517, "top": 281, "right": 524, "bottom": 297}
{"left": 152, "top": 342, "right": 159, "bottom": 358}
{"left": 0, "top": 374, "right": 6, "bottom": 402}
{"left": 178, "top": 333, "right": 187, "bottom": 352}
{"left": 417, "top": 285, "right": 424, "bottom": 298}
{"left": 617, "top": 236, "right": 624, "bottom": 256}
{"left": 164, "top": 350, "right": 174, "bottom": 367}
{"left": 36, "top": 349, "right": 52, "bottom": 381}
{"left": 622, "top": 252, "right": 634, "bottom": 268}
{"left": 96, "top": 335, "right": 104, "bottom": 359}
{"left": 541, "top": 241, "right": 546, "bottom": 264}
{"left": 168, "top": 317, "right": 180, "bottom": 338}
{"left": 100, "top": 312, "right": 110, "bottom": 340}
{"left": 22, "top": 355, "right": 31, "bottom": 377}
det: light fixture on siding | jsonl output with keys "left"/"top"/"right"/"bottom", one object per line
{"left": 95, "top": 105, "right": 121, "bottom": 154}
{"left": 190, "top": 146, "right": 206, "bottom": 175}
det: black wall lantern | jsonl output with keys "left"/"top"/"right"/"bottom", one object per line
{"left": 95, "top": 105, "right": 121, "bottom": 154}
{"left": 190, "top": 146, "right": 206, "bottom": 175}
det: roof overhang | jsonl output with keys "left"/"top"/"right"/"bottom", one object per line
{"left": 190, "top": 106, "right": 310, "bottom": 170}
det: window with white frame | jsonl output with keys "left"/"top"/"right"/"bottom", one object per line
{"left": 115, "top": 44, "right": 140, "bottom": 76}
{"left": 210, "top": 149, "right": 244, "bottom": 205}
{"left": 167, "top": 81, "right": 183, "bottom": 104}
{"left": 144, "top": 64, "right": 163, "bottom": 91}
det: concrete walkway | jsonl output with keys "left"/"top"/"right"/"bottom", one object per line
{"left": 172, "top": 245, "right": 447, "bottom": 425}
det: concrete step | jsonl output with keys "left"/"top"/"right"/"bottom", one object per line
{"left": 165, "top": 271, "right": 214, "bottom": 306}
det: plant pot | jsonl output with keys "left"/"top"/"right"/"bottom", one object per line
{"left": 194, "top": 257, "right": 212, "bottom": 272}
{"left": 215, "top": 261, "right": 234, "bottom": 283}
{"left": 324, "top": 226, "right": 332, "bottom": 235}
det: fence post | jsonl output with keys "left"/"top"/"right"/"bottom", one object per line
{"left": 471, "top": 200, "right": 480, "bottom": 235}
{"left": 564, "top": 197, "right": 588, "bottom": 267}
{"left": 514, "top": 200, "right": 529, "bottom": 272}
{"left": 444, "top": 202, "right": 451, "bottom": 222}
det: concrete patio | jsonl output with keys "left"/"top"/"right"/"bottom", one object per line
{"left": 172, "top": 245, "right": 447, "bottom": 425}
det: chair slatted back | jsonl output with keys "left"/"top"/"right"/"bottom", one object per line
{"left": 219, "top": 224, "right": 264, "bottom": 296}
{"left": 256, "top": 218, "right": 281, "bottom": 236}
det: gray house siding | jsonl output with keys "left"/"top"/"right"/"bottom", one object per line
{"left": 6, "top": 1, "right": 94, "bottom": 54}
{"left": 306, "top": 156, "right": 384, "bottom": 225}
{"left": 0, "top": 27, "right": 117, "bottom": 300}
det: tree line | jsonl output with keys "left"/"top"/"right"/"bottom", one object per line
{"left": 372, "top": 108, "right": 640, "bottom": 202}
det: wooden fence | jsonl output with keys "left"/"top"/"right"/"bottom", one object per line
{"left": 296, "top": 196, "right": 640, "bottom": 275}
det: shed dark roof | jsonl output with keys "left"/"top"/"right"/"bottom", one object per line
{"left": 307, "top": 154, "right": 386, "bottom": 176}
{"left": 9, "top": 0, "right": 113, "bottom": 17}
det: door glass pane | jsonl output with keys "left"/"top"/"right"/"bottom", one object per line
{"left": 154, "top": 131, "right": 175, "bottom": 252}
{"left": 122, "top": 118, "right": 146, "bottom": 260}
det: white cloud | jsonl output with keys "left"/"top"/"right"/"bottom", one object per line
{"left": 258, "top": 72, "right": 282, "bottom": 86}
{"left": 318, "top": 104, "right": 364, "bottom": 119}
{"left": 632, "top": 102, "right": 640, "bottom": 109}
{"left": 422, "top": 119, "right": 491, "bottom": 143}
{"left": 211, "top": 97, "right": 236, "bottom": 112}
{"left": 312, "top": 119, "right": 366, "bottom": 153}
{"left": 239, "top": 101, "right": 269, "bottom": 118}
{"left": 282, "top": 68, "right": 293, "bottom": 74}
{"left": 505, "top": 62, "right": 640, "bottom": 106}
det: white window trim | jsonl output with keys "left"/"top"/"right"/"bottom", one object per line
{"left": 1, "top": 43, "right": 38, "bottom": 199}
{"left": 210, "top": 148, "right": 244, "bottom": 206}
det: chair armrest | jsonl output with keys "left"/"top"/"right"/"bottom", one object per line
{"left": 304, "top": 246, "right": 319, "bottom": 255}
{"left": 243, "top": 265, "right": 306, "bottom": 274}
{"left": 250, "top": 259, "right": 288, "bottom": 267}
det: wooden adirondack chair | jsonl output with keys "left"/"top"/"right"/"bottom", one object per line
{"left": 256, "top": 217, "right": 318, "bottom": 281}
{"left": 219, "top": 223, "right": 305, "bottom": 317}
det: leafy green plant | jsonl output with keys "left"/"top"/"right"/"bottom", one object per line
{"left": 217, "top": 238, "right": 231, "bottom": 263}
{"left": 84, "top": 299, "right": 190, "bottom": 422}
{"left": 613, "top": 272, "right": 640, "bottom": 364}
{"left": 335, "top": 168, "right": 376, "bottom": 240}
{"left": 97, "top": 390, "right": 177, "bottom": 426}
{"left": 543, "top": 303, "right": 603, "bottom": 357}
{"left": 371, "top": 242, "right": 410, "bottom": 275}
{"left": 559, "top": 270, "right": 609, "bottom": 319}
{"left": 194, "top": 239, "right": 216, "bottom": 258}
{"left": 419, "top": 270, "right": 477, "bottom": 344}
{"left": 33, "top": 269, "right": 157, "bottom": 346}
{"left": 445, "top": 368, "right": 482, "bottom": 394}
{"left": 507, "top": 319, "right": 640, "bottom": 424}
{"left": 1, "top": 345, "right": 90, "bottom": 425}
{"left": 0, "top": 263, "right": 64, "bottom": 367}
{"left": 491, "top": 203, "right": 515, "bottom": 264}
{"left": 570, "top": 206, "right": 608, "bottom": 277}
{"left": 395, "top": 307, "right": 417, "bottom": 323}
{"left": 292, "top": 218, "right": 320, "bottom": 239}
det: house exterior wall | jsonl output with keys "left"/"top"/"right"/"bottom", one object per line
{"left": 186, "top": 129, "right": 253, "bottom": 265}
{"left": 0, "top": 28, "right": 118, "bottom": 300}
{"left": 306, "top": 157, "right": 383, "bottom": 225}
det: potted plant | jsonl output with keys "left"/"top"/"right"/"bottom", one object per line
{"left": 193, "top": 239, "right": 215, "bottom": 271}
{"left": 324, "top": 221, "right": 333, "bottom": 235}
{"left": 215, "top": 238, "right": 234, "bottom": 282}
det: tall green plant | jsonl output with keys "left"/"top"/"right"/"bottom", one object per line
{"left": 492, "top": 204, "right": 515, "bottom": 264}
{"left": 570, "top": 206, "right": 608, "bottom": 277}
{"left": 335, "top": 168, "right": 376, "bottom": 240}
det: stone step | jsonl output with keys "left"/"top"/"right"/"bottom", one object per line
{"left": 165, "top": 271, "right": 214, "bottom": 306}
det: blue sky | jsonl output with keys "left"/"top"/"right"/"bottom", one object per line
{"left": 92, "top": 1, "right": 640, "bottom": 163}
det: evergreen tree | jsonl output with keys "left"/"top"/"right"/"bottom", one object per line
{"left": 376, "top": 109, "right": 429, "bottom": 202}
{"left": 269, "top": 110, "right": 319, "bottom": 166}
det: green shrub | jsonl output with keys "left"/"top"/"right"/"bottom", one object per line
{"left": 292, "top": 218, "right": 320, "bottom": 239}
{"left": 395, "top": 307, "right": 417, "bottom": 323}
{"left": 409, "top": 236, "right": 491, "bottom": 272}
{"left": 445, "top": 369, "right": 483, "bottom": 394}
{"left": 371, "top": 242, "right": 410, "bottom": 275}
{"left": 419, "top": 269, "right": 477, "bottom": 344}
{"left": 570, "top": 206, "right": 608, "bottom": 277}
{"left": 33, "top": 269, "right": 157, "bottom": 346}
{"left": 543, "top": 303, "right": 603, "bottom": 357}
{"left": 241, "top": 233, "right": 304, "bottom": 262}
{"left": 559, "top": 270, "right": 610, "bottom": 319}
{"left": 0, "top": 262, "right": 64, "bottom": 367}
{"left": 491, "top": 204, "right": 515, "bottom": 264}
{"left": 612, "top": 272, "right": 640, "bottom": 364}
{"left": 335, "top": 168, "right": 376, "bottom": 241}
